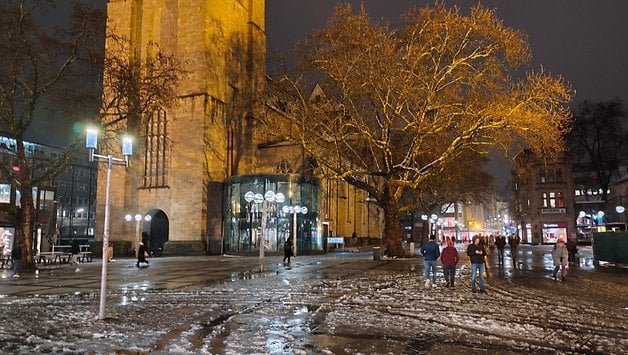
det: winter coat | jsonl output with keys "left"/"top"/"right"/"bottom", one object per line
{"left": 495, "top": 236, "right": 506, "bottom": 250}
{"left": 138, "top": 243, "right": 149, "bottom": 262}
{"left": 566, "top": 239, "right": 578, "bottom": 253}
{"left": 284, "top": 239, "right": 293, "bottom": 256}
{"left": 420, "top": 241, "right": 440, "bottom": 261}
{"left": 11, "top": 246, "right": 21, "bottom": 260}
{"left": 552, "top": 244, "right": 569, "bottom": 266}
{"left": 440, "top": 246, "right": 459, "bottom": 266}
{"left": 508, "top": 235, "right": 520, "bottom": 248}
{"left": 466, "top": 243, "right": 486, "bottom": 264}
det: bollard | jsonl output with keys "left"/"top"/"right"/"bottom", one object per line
{"left": 373, "top": 246, "right": 381, "bottom": 261}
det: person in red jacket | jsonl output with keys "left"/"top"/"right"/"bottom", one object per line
{"left": 440, "top": 238, "right": 459, "bottom": 288}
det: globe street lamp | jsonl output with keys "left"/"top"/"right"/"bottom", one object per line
{"left": 282, "top": 204, "right": 308, "bottom": 257}
{"left": 86, "top": 127, "right": 132, "bottom": 320}
{"left": 245, "top": 190, "right": 284, "bottom": 272}
{"left": 125, "top": 213, "right": 152, "bottom": 258}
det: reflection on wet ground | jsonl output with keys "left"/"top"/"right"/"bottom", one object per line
{"left": 0, "top": 244, "right": 626, "bottom": 353}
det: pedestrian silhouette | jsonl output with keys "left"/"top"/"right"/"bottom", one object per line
{"left": 283, "top": 237, "right": 293, "bottom": 264}
{"left": 137, "top": 232, "right": 150, "bottom": 268}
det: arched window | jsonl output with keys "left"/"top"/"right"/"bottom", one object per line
{"left": 143, "top": 108, "right": 169, "bottom": 188}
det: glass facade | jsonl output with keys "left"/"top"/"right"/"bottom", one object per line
{"left": 223, "top": 174, "right": 322, "bottom": 254}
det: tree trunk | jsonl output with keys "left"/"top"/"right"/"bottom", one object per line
{"left": 16, "top": 141, "right": 35, "bottom": 269}
{"left": 19, "top": 179, "right": 35, "bottom": 268}
{"left": 382, "top": 182, "right": 403, "bottom": 257}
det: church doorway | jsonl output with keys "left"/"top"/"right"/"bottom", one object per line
{"left": 147, "top": 210, "right": 169, "bottom": 256}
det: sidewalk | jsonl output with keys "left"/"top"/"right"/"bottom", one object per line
{"left": 0, "top": 246, "right": 626, "bottom": 354}
{"left": 0, "top": 243, "right": 596, "bottom": 297}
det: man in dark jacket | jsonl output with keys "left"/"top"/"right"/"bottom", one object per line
{"left": 566, "top": 237, "right": 578, "bottom": 264}
{"left": 466, "top": 236, "right": 487, "bottom": 293}
{"left": 420, "top": 235, "right": 440, "bottom": 288}
{"left": 11, "top": 244, "right": 21, "bottom": 278}
{"left": 494, "top": 234, "right": 506, "bottom": 267}
{"left": 508, "top": 234, "right": 520, "bottom": 269}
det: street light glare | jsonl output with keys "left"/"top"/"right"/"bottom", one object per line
{"left": 122, "top": 136, "right": 133, "bottom": 156}
{"left": 85, "top": 127, "right": 98, "bottom": 149}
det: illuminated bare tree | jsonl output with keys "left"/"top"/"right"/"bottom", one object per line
{"left": 0, "top": 0, "right": 103, "bottom": 266}
{"left": 263, "top": 4, "right": 572, "bottom": 256}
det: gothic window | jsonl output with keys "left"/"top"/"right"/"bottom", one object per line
{"left": 143, "top": 108, "right": 169, "bottom": 188}
{"left": 210, "top": 97, "right": 226, "bottom": 124}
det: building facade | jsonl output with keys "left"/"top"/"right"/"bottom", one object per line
{"left": 0, "top": 136, "right": 95, "bottom": 257}
{"left": 511, "top": 152, "right": 577, "bottom": 244}
{"left": 96, "top": 0, "right": 266, "bottom": 256}
{"left": 96, "top": 0, "right": 387, "bottom": 256}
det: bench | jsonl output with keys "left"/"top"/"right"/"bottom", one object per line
{"left": 78, "top": 244, "right": 93, "bottom": 262}
{"left": 36, "top": 251, "right": 70, "bottom": 265}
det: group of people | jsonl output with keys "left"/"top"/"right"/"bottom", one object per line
{"left": 420, "top": 234, "right": 494, "bottom": 292}
{"left": 420, "top": 232, "right": 575, "bottom": 292}
{"left": 493, "top": 233, "right": 520, "bottom": 269}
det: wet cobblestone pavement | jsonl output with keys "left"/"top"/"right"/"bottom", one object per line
{"left": 0, "top": 244, "right": 626, "bottom": 354}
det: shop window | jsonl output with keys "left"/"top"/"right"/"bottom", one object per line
{"left": 542, "top": 192, "right": 564, "bottom": 208}
{"left": 0, "top": 184, "right": 10, "bottom": 204}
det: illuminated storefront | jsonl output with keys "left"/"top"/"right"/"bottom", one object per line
{"left": 223, "top": 174, "right": 321, "bottom": 254}
{"left": 542, "top": 222, "right": 567, "bottom": 243}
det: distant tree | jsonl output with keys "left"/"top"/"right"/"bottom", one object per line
{"left": 567, "top": 98, "right": 627, "bottom": 204}
{"left": 0, "top": 0, "right": 103, "bottom": 267}
{"left": 263, "top": 4, "right": 572, "bottom": 256}
{"left": 0, "top": 0, "right": 185, "bottom": 269}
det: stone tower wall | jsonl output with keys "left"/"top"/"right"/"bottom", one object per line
{"left": 96, "top": 0, "right": 265, "bottom": 254}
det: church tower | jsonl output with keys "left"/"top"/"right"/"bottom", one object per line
{"left": 96, "top": 0, "right": 266, "bottom": 255}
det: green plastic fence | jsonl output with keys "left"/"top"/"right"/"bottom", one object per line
{"left": 592, "top": 231, "right": 628, "bottom": 264}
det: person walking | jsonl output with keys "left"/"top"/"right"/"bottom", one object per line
{"left": 467, "top": 236, "right": 487, "bottom": 293}
{"left": 70, "top": 239, "right": 81, "bottom": 265}
{"left": 440, "top": 239, "right": 459, "bottom": 288}
{"left": 508, "top": 234, "right": 520, "bottom": 269}
{"left": 283, "top": 236, "right": 293, "bottom": 264}
{"left": 420, "top": 235, "right": 440, "bottom": 288}
{"left": 495, "top": 234, "right": 506, "bottom": 267}
{"left": 566, "top": 237, "right": 578, "bottom": 264}
{"left": 137, "top": 233, "right": 150, "bottom": 268}
{"left": 552, "top": 239, "right": 569, "bottom": 281}
{"left": 11, "top": 244, "right": 21, "bottom": 278}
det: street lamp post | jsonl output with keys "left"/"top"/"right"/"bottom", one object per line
{"left": 86, "top": 128, "right": 132, "bottom": 320}
{"left": 125, "top": 213, "right": 152, "bottom": 258}
{"left": 245, "top": 190, "right": 284, "bottom": 272}
{"left": 282, "top": 204, "right": 308, "bottom": 257}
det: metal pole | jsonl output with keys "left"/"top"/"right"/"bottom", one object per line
{"left": 98, "top": 156, "right": 112, "bottom": 320}
{"left": 259, "top": 202, "right": 266, "bottom": 272}
{"left": 135, "top": 218, "right": 141, "bottom": 258}
{"left": 293, "top": 211, "right": 297, "bottom": 257}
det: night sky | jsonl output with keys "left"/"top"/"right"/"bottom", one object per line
{"left": 266, "top": 0, "right": 628, "bottom": 107}
{"left": 32, "top": 0, "right": 627, "bottom": 146}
